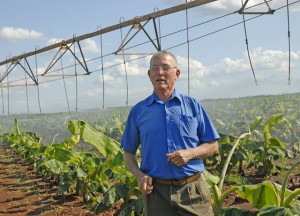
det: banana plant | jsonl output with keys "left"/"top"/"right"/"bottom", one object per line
{"left": 248, "top": 114, "right": 293, "bottom": 176}
{"left": 208, "top": 159, "right": 300, "bottom": 216}
{"left": 2, "top": 118, "right": 142, "bottom": 215}
{"left": 207, "top": 132, "right": 252, "bottom": 216}
{"left": 68, "top": 120, "right": 142, "bottom": 215}
{"left": 235, "top": 160, "right": 300, "bottom": 215}
{"left": 206, "top": 116, "right": 266, "bottom": 216}
{"left": 2, "top": 118, "right": 43, "bottom": 164}
{"left": 68, "top": 120, "right": 121, "bottom": 158}
{"left": 293, "top": 142, "right": 300, "bottom": 155}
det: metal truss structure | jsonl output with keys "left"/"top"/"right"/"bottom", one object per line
{"left": 0, "top": 0, "right": 216, "bottom": 86}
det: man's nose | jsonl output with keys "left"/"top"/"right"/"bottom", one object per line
{"left": 157, "top": 67, "right": 165, "bottom": 75}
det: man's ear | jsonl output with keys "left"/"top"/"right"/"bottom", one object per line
{"left": 176, "top": 68, "right": 181, "bottom": 79}
{"left": 148, "top": 70, "right": 150, "bottom": 78}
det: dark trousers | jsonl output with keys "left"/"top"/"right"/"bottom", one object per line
{"left": 143, "top": 176, "right": 213, "bottom": 216}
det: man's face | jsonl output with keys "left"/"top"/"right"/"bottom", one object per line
{"left": 148, "top": 54, "right": 180, "bottom": 93}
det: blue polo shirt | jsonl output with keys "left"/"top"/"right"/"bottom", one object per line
{"left": 121, "top": 90, "right": 220, "bottom": 179}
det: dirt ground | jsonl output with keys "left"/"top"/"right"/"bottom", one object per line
{"left": 0, "top": 144, "right": 119, "bottom": 216}
{"left": 0, "top": 143, "right": 299, "bottom": 216}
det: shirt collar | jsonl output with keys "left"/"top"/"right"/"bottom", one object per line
{"left": 146, "top": 90, "right": 182, "bottom": 106}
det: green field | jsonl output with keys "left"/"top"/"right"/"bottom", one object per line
{"left": 1, "top": 92, "right": 299, "bottom": 147}
{"left": 0, "top": 93, "right": 299, "bottom": 215}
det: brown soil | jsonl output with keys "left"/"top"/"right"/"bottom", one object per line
{"left": 0, "top": 144, "right": 119, "bottom": 216}
{"left": 1, "top": 143, "right": 299, "bottom": 216}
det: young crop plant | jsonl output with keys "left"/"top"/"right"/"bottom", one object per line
{"left": 68, "top": 120, "right": 143, "bottom": 215}
{"left": 206, "top": 131, "right": 257, "bottom": 216}
{"left": 214, "top": 132, "right": 259, "bottom": 175}
{"left": 1, "top": 96, "right": 300, "bottom": 215}
{"left": 248, "top": 114, "right": 294, "bottom": 177}
{"left": 1, "top": 117, "right": 143, "bottom": 215}
{"left": 209, "top": 116, "right": 263, "bottom": 175}
{"left": 235, "top": 160, "right": 300, "bottom": 215}
{"left": 2, "top": 118, "right": 44, "bottom": 165}
{"left": 293, "top": 142, "right": 300, "bottom": 155}
{"left": 206, "top": 116, "right": 276, "bottom": 216}
{"left": 205, "top": 118, "right": 261, "bottom": 215}
{"left": 206, "top": 133, "right": 300, "bottom": 215}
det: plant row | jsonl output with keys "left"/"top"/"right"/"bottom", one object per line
{"left": 0, "top": 113, "right": 300, "bottom": 215}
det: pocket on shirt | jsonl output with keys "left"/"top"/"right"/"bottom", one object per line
{"left": 180, "top": 115, "right": 198, "bottom": 138}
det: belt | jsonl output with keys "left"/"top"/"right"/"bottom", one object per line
{"left": 153, "top": 173, "right": 201, "bottom": 186}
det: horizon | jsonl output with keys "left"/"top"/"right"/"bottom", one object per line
{"left": 1, "top": 91, "right": 299, "bottom": 116}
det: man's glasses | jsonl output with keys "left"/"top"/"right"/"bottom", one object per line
{"left": 150, "top": 65, "right": 177, "bottom": 73}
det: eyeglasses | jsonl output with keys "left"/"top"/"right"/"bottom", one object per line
{"left": 150, "top": 65, "right": 177, "bottom": 73}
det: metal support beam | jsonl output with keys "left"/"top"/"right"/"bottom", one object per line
{"left": 0, "top": 0, "right": 217, "bottom": 66}
{"left": 42, "top": 41, "right": 90, "bottom": 76}
{"left": 114, "top": 18, "right": 161, "bottom": 55}
{"left": 0, "top": 57, "right": 38, "bottom": 85}
{"left": 238, "top": 0, "right": 275, "bottom": 14}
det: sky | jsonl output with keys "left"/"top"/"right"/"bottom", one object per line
{"left": 0, "top": 0, "right": 300, "bottom": 114}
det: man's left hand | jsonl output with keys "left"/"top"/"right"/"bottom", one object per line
{"left": 166, "top": 150, "right": 194, "bottom": 166}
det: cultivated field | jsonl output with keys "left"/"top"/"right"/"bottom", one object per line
{"left": 0, "top": 93, "right": 299, "bottom": 215}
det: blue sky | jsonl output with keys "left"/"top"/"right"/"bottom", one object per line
{"left": 0, "top": 0, "right": 300, "bottom": 114}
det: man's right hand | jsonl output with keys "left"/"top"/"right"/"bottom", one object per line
{"left": 138, "top": 175, "right": 153, "bottom": 194}
{"left": 123, "top": 151, "right": 153, "bottom": 195}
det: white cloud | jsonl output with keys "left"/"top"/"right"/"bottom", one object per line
{"left": 211, "top": 48, "right": 300, "bottom": 76}
{"left": 211, "top": 0, "right": 280, "bottom": 12}
{"left": 37, "top": 66, "right": 47, "bottom": 75}
{"left": 102, "top": 74, "right": 116, "bottom": 82}
{"left": 189, "top": 0, "right": 299, "bottom": 16}
{"left": 211, "top": 79, "right": 237, "bottom": 87}
{"left": 82, "top": 39, "right": 100, "bottom": 53}
{"left": 177, "top": 56, "right": 208, "bottom": 78}
{"left": 38, "top": 82, "right": 49, "bottom": 89}
{"left": 0, "top": 65, "right": 6, "bottom": 74}
{"left": 47, "top": 38, "right": 100, "bottom": 54}
{"left": 212, "top": 57, "right": 248, "bottom": 74}
{"left": 46, "top": 38, "right": 65, "bottom": 46}
{"left": 207, "top": 0, "right": 240, "bottom": 11}
{"left": 190, "top": 79, "right": 206, "bottom": 89}
{"left": 82, "top": 87, "right": 102, "bottom": 98}
{"left": 102, "top": 57, "right": 148, "bottom": 77}
{"left": 170, "top": 0, "right": 295, "bottom": 12}
{"left": 250, "top": 48, "right": 299, "bottom": 72}
{"left": 0, "top": 27, "right": 43, "bottom": 42}
{"left": 0, "top": 85, "right": 8, "bottom": 94}
{"left": 121, "top": 56, "right": 149, "bottom": 76}
{"left": 105, "top": 87, "right": 127, "bottom": 96}
{"left": 210, "top": 80, "right": 222, "bottom": 87}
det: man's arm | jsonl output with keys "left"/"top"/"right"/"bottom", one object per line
{"left": 166, "top": 140, "right": 218, "bottom": 167}
{"left": 123, "top": 151, "right": 153, "bottom": 194}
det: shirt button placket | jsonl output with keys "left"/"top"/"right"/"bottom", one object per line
{"left": 165, "top": 103, "right": 175, "bottom": 153}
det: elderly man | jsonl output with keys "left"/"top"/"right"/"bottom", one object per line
{"left": 121, "top": 50, "right": 219, "bottom": 216}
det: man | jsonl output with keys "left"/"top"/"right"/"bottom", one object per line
{"left": 121, "top": 50, "right": 219, "bottom": 216}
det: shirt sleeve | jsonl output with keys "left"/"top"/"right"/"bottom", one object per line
{"left": 197, "top": 103, "right": 220, "bottom": 143}
{"left": 120, "top": 109, "right": 140, "bottom": 154}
